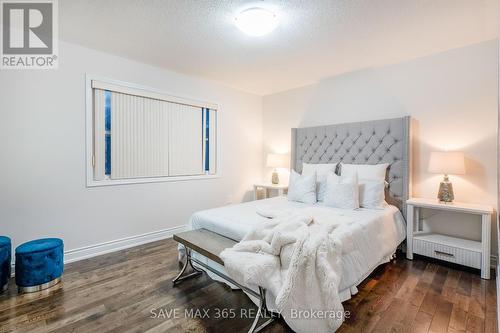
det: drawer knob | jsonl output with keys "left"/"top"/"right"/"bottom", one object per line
{"left": 434, "top": 250, "right": 454, "bottom": 257}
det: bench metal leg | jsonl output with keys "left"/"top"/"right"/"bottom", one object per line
{"left": 173, "top": 244, "right": 275, "bottom": 332}
{"left": 172, "top": 247, "right": 203, "bottom": 285}
{"left": 248, "top": 287, "right": 275, "bottom": 333}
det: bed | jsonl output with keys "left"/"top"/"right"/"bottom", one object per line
{"left": 184, "top": 116, "right": 411, "bottom": 312}
{"left": 189, "top": 196, "right": 406, "bottom": 301}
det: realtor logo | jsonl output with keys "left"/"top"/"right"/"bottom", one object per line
{"left": 1, "top": 0, "right": 58, "bottom": 69}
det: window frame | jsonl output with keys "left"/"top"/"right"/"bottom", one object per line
{"left": 85, "top": 74, "right": 221, "bottom": 187}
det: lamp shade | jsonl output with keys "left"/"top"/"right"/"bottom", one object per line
{"left": 266, "top": 153, "right": 288, "bottom": 168}
{"left": 428, "top": 151, "right": 465, "bottom": 175}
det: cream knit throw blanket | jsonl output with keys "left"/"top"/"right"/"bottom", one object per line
{"left": 220, "top": 208, "right": 345, "bottom": 333}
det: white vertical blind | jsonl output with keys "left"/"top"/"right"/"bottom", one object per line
{"left": 111, "top": 92, "right": 169, "bottom": 179}
{"left": 93, "top": 89, "right": 106, "bottom": 181}
{"left": 91, "top": 80, "right": 217, "bottom": 182}
{"left": 208, "top": 109, "right": 217, "bottom": 174}
{"left": 168, "top": 103, "right": 203, "bottom": 176}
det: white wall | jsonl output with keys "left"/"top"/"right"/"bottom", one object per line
{"left": 263, "top": 40, "right": 498, "bottom": 255}
{"left": 0, "top": 42, "right": 263, "bottom": 258}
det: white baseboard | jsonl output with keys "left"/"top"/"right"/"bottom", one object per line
{"left": 64, "top": 225, "right": 187, "bottom": 264}
{"left": 10, "top": 225, "right": 187, "bottom": 276}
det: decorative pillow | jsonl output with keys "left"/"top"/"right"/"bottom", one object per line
{"left": 302, "top": 163, "right": 338, "bottom": 202}
{"left": 287, "top": 170, "right": 317, "bottom": 204}
{"left": 359, "top": 180, "right": 387, "bottom": 209}
{"left": 340, "top": 163, "right": 389, "bottom": 209}
{"left": 323, "top": 172, "right": 359, "bottom": 210}
{"left": 340, "top": 163, "right": 389, "bottom": 182}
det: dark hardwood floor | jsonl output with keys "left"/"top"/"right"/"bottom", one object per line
{"left": 0, "top": 239, "right": 497, "bottom": 333}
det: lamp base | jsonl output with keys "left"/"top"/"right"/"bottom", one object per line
{"left": 271, "top": 170, "right": 279, "bottom": 185}
{"left": 437, "top": 175, "right": 454, "bottom": 203}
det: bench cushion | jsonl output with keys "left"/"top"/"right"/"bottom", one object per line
{"left": 174, "top": 229, "right": 236, "bottom": 265}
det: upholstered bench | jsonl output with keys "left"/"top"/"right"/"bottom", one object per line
{"left": 15, "top": 238, "right": 64, "bottom": 293}
{"left": 0, "top": 236, "right": 11, "bottom": 292}
{"left": 173, "top": 229, "right": 276, "bottom": 333}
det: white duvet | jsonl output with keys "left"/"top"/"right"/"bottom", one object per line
{"left": 187, "top": 196, "right": 406, "bottom": 301}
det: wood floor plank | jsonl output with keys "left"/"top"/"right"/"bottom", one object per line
{"left": 0, "top": 239, "right": 496, "bottom": 333}
{"left": 428, "top": 299, "right": 453, "bottom": 333}
{"left": 449, "top": 304, "right": 468, "bottom": 331}
{"left": 420, "top": 290, "right": 440, "bottom": 315}
{"left": 466, "top": 313, "right": 485, "bottom": 333}
{"left": 409, "top": 310, "right": 433, "bottom": 333}
{"left": 458, "top": 272, "right": 473, "bottom": 297}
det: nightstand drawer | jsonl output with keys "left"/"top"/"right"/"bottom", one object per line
{"left": 413, "top": 237, "right": 481, "bottom": 269}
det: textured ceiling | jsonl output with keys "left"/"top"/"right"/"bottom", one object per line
{"left": 60, "top": 0, "right": 499, "bottom": 95}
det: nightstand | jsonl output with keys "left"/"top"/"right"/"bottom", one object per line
{"left": 253, "top": 183, "right": 288, "bottom": 200}
{"left": 406, "top": 198, "right": 493, "bottom": 279}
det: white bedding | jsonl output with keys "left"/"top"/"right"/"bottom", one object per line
{"left": 187, "top": 196, "right": 406, "bottom": 301}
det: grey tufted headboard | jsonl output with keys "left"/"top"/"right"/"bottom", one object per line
{"left": 291, "top": 116, "right": 411, "bottom": 217}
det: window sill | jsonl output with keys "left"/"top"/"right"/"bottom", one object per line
{"left": 86, "top": 174, "right": 220, "bottom": 187}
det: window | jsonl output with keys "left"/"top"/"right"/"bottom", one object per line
{"left": 87, "top": 77, "right": 218, "bottom": 186}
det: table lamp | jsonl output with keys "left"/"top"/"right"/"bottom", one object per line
{"left": 428, "top": 151, "right": 465, "bottom": 203}
{"left": 266, "top": 153, "right": 288, "bottom": 184}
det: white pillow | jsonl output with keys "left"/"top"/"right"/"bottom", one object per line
{"left": 302, "top": 163, "right": 338, "bottom": 202}
{"left": 340, "top": 163, "right": 389, "bottom": 182}
{"left": 323, "top": 172, "right": 359, "bottom": 210}
{"left": 341, "top": 163, "right": 389, "bottom": 209}
{"left": 359, "top": 180, "right": 386, "bottom": 209}
{"left": 287, "top": 170, "right": 317, "bottom": 204}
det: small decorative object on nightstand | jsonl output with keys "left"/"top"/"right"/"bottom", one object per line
{"left": 253, "top": 183, "right": 288, "bottom": 200}
{"left": 406, "top": 198, "right": 493, "bottom": 279}
{"left": 428, "top": 151, "right": 465, "bottom": 203}
{"left": 266, "top": 153, "right": 288, "bottom": 184}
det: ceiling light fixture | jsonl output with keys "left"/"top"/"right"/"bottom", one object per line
{"left": 234, "top": 8, "right": 279, "bottom": 37}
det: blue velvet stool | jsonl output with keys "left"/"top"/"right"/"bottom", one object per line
{"left": 0, "top": 236, "right": 11, "bottom": 292}
{"left": 15, "top": 238, "right": 64, "bottom": 293}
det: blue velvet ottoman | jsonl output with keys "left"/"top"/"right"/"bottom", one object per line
{"left": 0, "top": 236, "right": 11, "bottom": 292}
{"left": 15, "top": 238, "right": 64, "bottom": 293}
